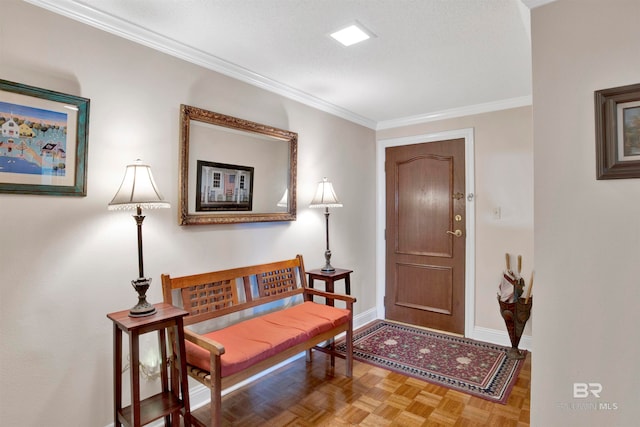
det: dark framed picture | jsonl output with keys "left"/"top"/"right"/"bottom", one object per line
{"left": 0, "top": 80, "right": 90, "bottom": 195}
{"left": 595, "top": 82, "right": 640, "bottom": 179}
{"left": 196, "top": 160, "right": 254, "bottom": 211}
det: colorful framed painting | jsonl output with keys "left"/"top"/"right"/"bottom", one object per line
{"left": 195, "top": 160, "right": 254, "bottom": 211}
{"left": 595, "top": 82, "right": 640, "bottom": 179}
{"left": 0, "top": 79, "right": 90, "bottom": 195}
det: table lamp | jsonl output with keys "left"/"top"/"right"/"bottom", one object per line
{"left": 309, "top": 177, "right": 343, "bottom": 272}
{"left": 108, "top": 159, "right": 170, "bottom": 317}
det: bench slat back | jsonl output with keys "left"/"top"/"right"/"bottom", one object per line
{"left": 180, "top": 279, "right": 238, "bottom": 315}
{"left": 162, "top": 255, "right": 307, "bottom": 326}
{"left": 257, "top": 265, "right": 299, "bottom": 298}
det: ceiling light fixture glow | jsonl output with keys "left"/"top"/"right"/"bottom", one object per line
{"left": 330, "top": 24, "right": 371, "bottom": 47}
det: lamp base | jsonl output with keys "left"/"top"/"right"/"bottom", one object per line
{"left": 129, "top": 277, "right": 156, "bottom": 317}
{"left": 321, "top": 249, "right": 335, "bottom": 273}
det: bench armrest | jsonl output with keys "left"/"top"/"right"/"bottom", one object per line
{"left": 184, "top": 328, "right": 226, "bottom": 356}
{"left": 303, "top": 288, "right": 357, "bottom": 306}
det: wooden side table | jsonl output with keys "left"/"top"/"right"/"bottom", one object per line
{"left": 307, "top": 268, "right": 353, "bottom": 306}
{"left": 107, "top": 303, "right": 191, "bottom": 427}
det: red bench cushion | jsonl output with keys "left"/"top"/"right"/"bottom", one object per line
{"left": 185, "top": 301, "right": 350, "bottom": 378}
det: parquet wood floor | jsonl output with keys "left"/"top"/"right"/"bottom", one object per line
{"left": 188, "top": 351, "right": 530, "bottom": 426}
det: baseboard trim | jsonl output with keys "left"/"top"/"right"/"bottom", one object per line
{"left": 353, "top": 307, "right": 379, "bottom": 330}
{"left": 470, "top": 325, "right": 532, "bottom": 352}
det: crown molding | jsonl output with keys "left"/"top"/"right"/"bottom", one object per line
{"left": 24, "top": 0, "right": 378, "bottom": 129}
{"left": 25, "top": 0, "right": 532, "bottom": 131}
{"left": 376, "top": 95, "right": 532, "bottom": 130}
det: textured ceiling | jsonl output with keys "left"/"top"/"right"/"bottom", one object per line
{"left": 27, "top": 0, "right": 538, "bottom": 128}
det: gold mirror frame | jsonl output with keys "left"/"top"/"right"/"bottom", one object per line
{"left": 179, "top": 104, "right": 297, "bottom": 225}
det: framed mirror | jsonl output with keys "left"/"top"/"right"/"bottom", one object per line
{"left": 179, "top": 104, "right": 297, "bottom": 225}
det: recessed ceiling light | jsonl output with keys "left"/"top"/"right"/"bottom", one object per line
{"left": 330, "top": 23, "right": 372, "bottom": 47}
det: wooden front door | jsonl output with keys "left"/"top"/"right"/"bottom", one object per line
{"left": 385, "top": 139, "right": 466, "bottom": 334}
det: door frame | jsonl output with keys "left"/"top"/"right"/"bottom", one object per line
{"left": 376, "top": 128, "right": 476, "bottom": 337}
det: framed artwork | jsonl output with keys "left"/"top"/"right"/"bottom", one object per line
{"left": 0, "top": 79, "right": 90, "bottom": 195}
{"left": 195, "top": 160, "right": 254, "bottom": 211}
{"left": 595, "top": 82, "right": 640, "bottom": 179}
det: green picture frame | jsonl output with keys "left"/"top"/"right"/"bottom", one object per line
{"left": 0, "top": 79, "right": 90, "bottom": 195}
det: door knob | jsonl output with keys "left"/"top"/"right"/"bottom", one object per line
{"left": 446, "top": 229, "right": 463, "bottom": 237}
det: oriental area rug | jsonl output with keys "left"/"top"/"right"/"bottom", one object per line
{"left": 335, "top": 320, "right": 526, "bottom": 404}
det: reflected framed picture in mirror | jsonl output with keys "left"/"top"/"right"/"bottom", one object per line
{"left": 195, "top": 160, "right": 254, "bottom": 212}
{"left": 179, "top": 104, "right": 297, "bottom": 224}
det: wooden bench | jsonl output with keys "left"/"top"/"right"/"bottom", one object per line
{"left": 161, "top": 255, "right": 356, "bottom": 427}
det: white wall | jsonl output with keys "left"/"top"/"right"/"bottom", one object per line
{"left": 0, "top": 1, "right": 375, "bottom": 426}
{"left": 377, "top": 106, "right": 534, "bottom": 337}
{"left": 531, "top": 1, "right": 640, "bottom": 425}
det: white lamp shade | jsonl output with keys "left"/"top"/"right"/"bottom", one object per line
{"left": 108, "top": 159, "right": 170, "bottom": 210}
{"left": 277, "top": 189, "right": 288, "bottom": 207}
{"left": 309, "top": 177, "right": 343, "bottom": 208}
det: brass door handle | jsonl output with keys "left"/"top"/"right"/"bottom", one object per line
{"left": 446, "top": 229, "right": 463, "bottom": 237}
